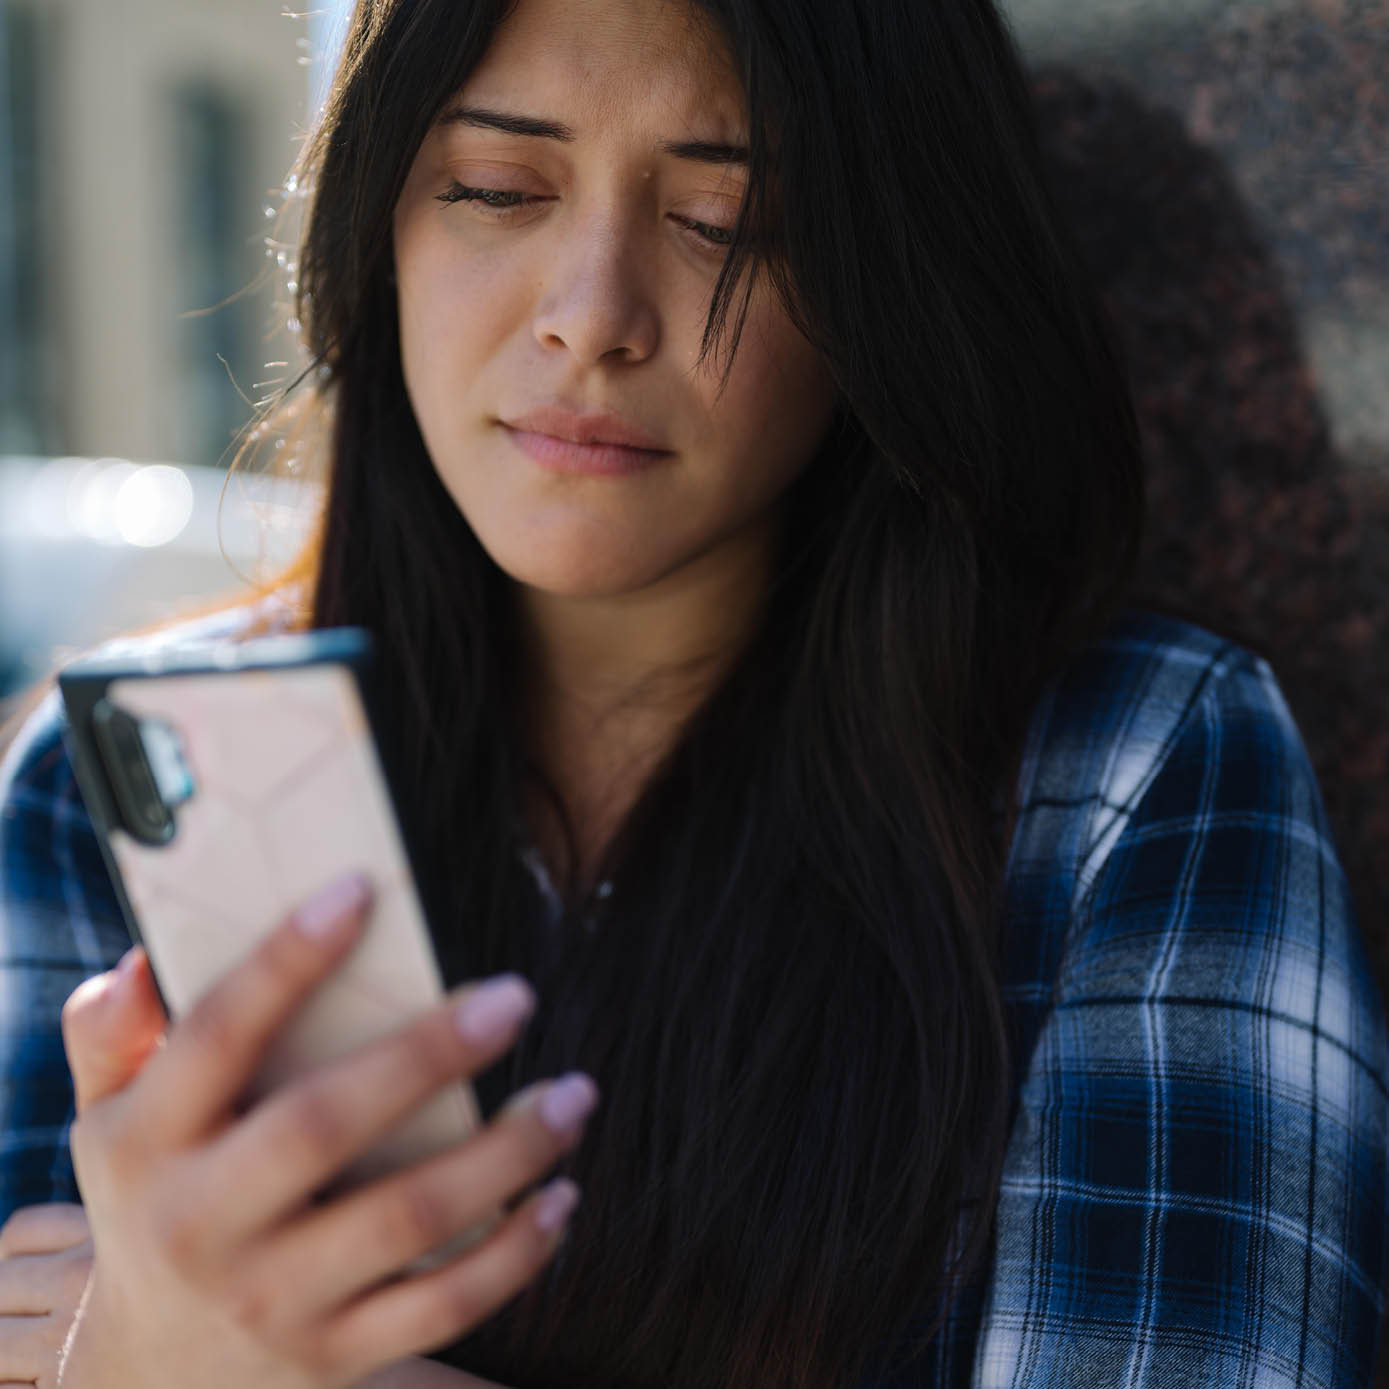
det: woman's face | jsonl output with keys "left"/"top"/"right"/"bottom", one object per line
{"left": 392, "top": 0, "right": 839, "bottom": 599}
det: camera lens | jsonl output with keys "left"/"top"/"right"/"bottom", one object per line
{"left": 92, "top": 698, "right": 176, "bottom": 845}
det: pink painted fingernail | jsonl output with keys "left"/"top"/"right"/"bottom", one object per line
{"left": 294, "top": 873, "right": 372, "bottom": 937}
{"left": 539, "top": 1073, "right": 599, "bottom": 1135}
{"left": 534, "top": 1177, "right": 581, "bottom": 1232}
{"left": 453, "top": 975, "right": 536, "bottom": 1044}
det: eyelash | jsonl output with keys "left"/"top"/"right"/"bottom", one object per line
{"left": 434, "top": 182, "right": 735, "bottom": 250}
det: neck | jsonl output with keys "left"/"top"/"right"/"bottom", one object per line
{"left": 514, "top": 517, "right": 778, "bottom": 890}
{"left": 521, "top": 518, "right": 777, "bottom": 724}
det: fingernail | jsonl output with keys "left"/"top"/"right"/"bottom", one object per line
{"left": 534, "top": 1177, "right": 581, "bottom": 1232}
{"left": 96, "top": 948, "right": 138, "bottom": 1003}
{"left": 453, "top": 975, "right": 536, "bottom": 1044}
{"left": 294, "top": 873, "right": 371, "bottom": 937}
{"left": 539, "top": 1073, "right": 599, "bottom": 1135}
{"left": 116, "top": 947, "right": 141, "bottom": 980}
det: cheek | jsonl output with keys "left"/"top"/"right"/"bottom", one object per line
{"left": 711, "top": 312, "right": 838, "bottom": 491}
{"left": 394, "top": 219, "right": 521, "bottom": 419}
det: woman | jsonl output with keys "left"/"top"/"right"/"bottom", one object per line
{"left": 1, "top": 0, "right": 1384, "bottom": 1385}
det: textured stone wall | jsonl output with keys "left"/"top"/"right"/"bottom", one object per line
{"left": 1013, "top": 5, "right": 1389, "bottom": 1374}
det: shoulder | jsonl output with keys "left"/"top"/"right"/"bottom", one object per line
{"left": 1001, "top": 606, "right": 1385, "bottom": 1094}
{"left": 1006, "top": 607, "right": 1322, "bottom": 929}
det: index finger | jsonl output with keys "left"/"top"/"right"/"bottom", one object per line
{"left": 126, "top": 873, "right": 374, "bottom": 1149}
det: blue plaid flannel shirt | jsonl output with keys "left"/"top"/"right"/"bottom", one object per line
{"left": 1, "top": 604, "right": 1385, "bottom": 1387}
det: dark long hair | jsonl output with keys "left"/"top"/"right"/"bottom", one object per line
{"left": 261, "top": 0, "right": 1144, "bottom": 1384}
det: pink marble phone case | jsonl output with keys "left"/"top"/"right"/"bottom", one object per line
{"left": 103, "top": 663, "right": 495, "bottom": 1270}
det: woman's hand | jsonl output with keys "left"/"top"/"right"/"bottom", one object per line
{"left": 0, "top": 1203, "right": 93, "bottom": 1387}
{"left": 0, "top": 1210, "right": 509, "bottom": 1389}
{"left": 0, "top": 1217, "right": 513, "bottom": 1389}
{"left": 56, "top": 872, "right": 596, "bottom": 1389}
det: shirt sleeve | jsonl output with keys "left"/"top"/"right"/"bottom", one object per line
{"left": 0, "top": 690, "right": 132, "bottom": 1221}
{"left": 971, "top": 652, "right": 1389, "bottom": 1388}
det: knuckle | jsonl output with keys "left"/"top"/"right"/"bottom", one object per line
{"left": 223, "top": 1270, "right": 279, "bottom": 1338}
{"left": 380, "top": 1174, "right": 455, "bottom": 1255}
{"left": 287, "top": 1082, "right": 353, "bottom": 1167}
{"left": 150, "top": 1194, "right": 207, "bottom": 1272}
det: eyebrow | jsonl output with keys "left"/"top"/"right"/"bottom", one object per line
{"left": 436, "top": 103, "right": 749, "bottom": 167}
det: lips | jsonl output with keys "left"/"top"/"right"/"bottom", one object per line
{"left": 503, "top": 404, "right": 670, "bottom": 452}
{"left": 501, "top": 425, "right": 672, "bottom": 477}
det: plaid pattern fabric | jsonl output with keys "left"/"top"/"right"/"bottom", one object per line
{"left": 1, "top": 606, "right": 1384, "bottom": 1387}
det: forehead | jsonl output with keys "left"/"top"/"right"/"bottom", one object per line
{"left": 461, "top": 0, "right": 746, "bottom": 140}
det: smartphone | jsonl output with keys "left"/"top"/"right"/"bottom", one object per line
{"left": 57, "top": 626, "right": 495, "bottom": 1271}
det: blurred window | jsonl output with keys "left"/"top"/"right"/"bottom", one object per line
{"left": 0, "top": 0, "right": 51, "bottom": 455}
{"left": 170, "top": 81, "right": 255, "bottom": 470}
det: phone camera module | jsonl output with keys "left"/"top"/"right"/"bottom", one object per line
{"left": 91, "top": 700, "right": 187, "bottom": 845}
{"left": 137, "top": 719, "right": 196, "bottom": 810}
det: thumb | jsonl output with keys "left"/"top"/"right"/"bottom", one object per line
{"left": 61, "top": 946, "right": 169, "bottom": 1115}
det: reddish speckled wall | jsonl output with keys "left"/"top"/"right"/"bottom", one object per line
{"left": 1009, "top": 0, "right": 1389, "bottom": 1375}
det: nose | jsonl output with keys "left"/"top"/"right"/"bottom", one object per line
{"left": 530, "top": 205, "right": 661, "bottom": 366}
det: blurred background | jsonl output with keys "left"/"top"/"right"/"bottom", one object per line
{"left": 0, "top": 0, "right": 351, "bottom": 694}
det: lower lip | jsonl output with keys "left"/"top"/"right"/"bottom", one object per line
{"left": 502, "top": 426, "right": 672, "bottom": 477}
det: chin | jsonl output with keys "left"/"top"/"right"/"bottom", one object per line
{"left": 484, "top": 535, "right": 677, "bottom": 600}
